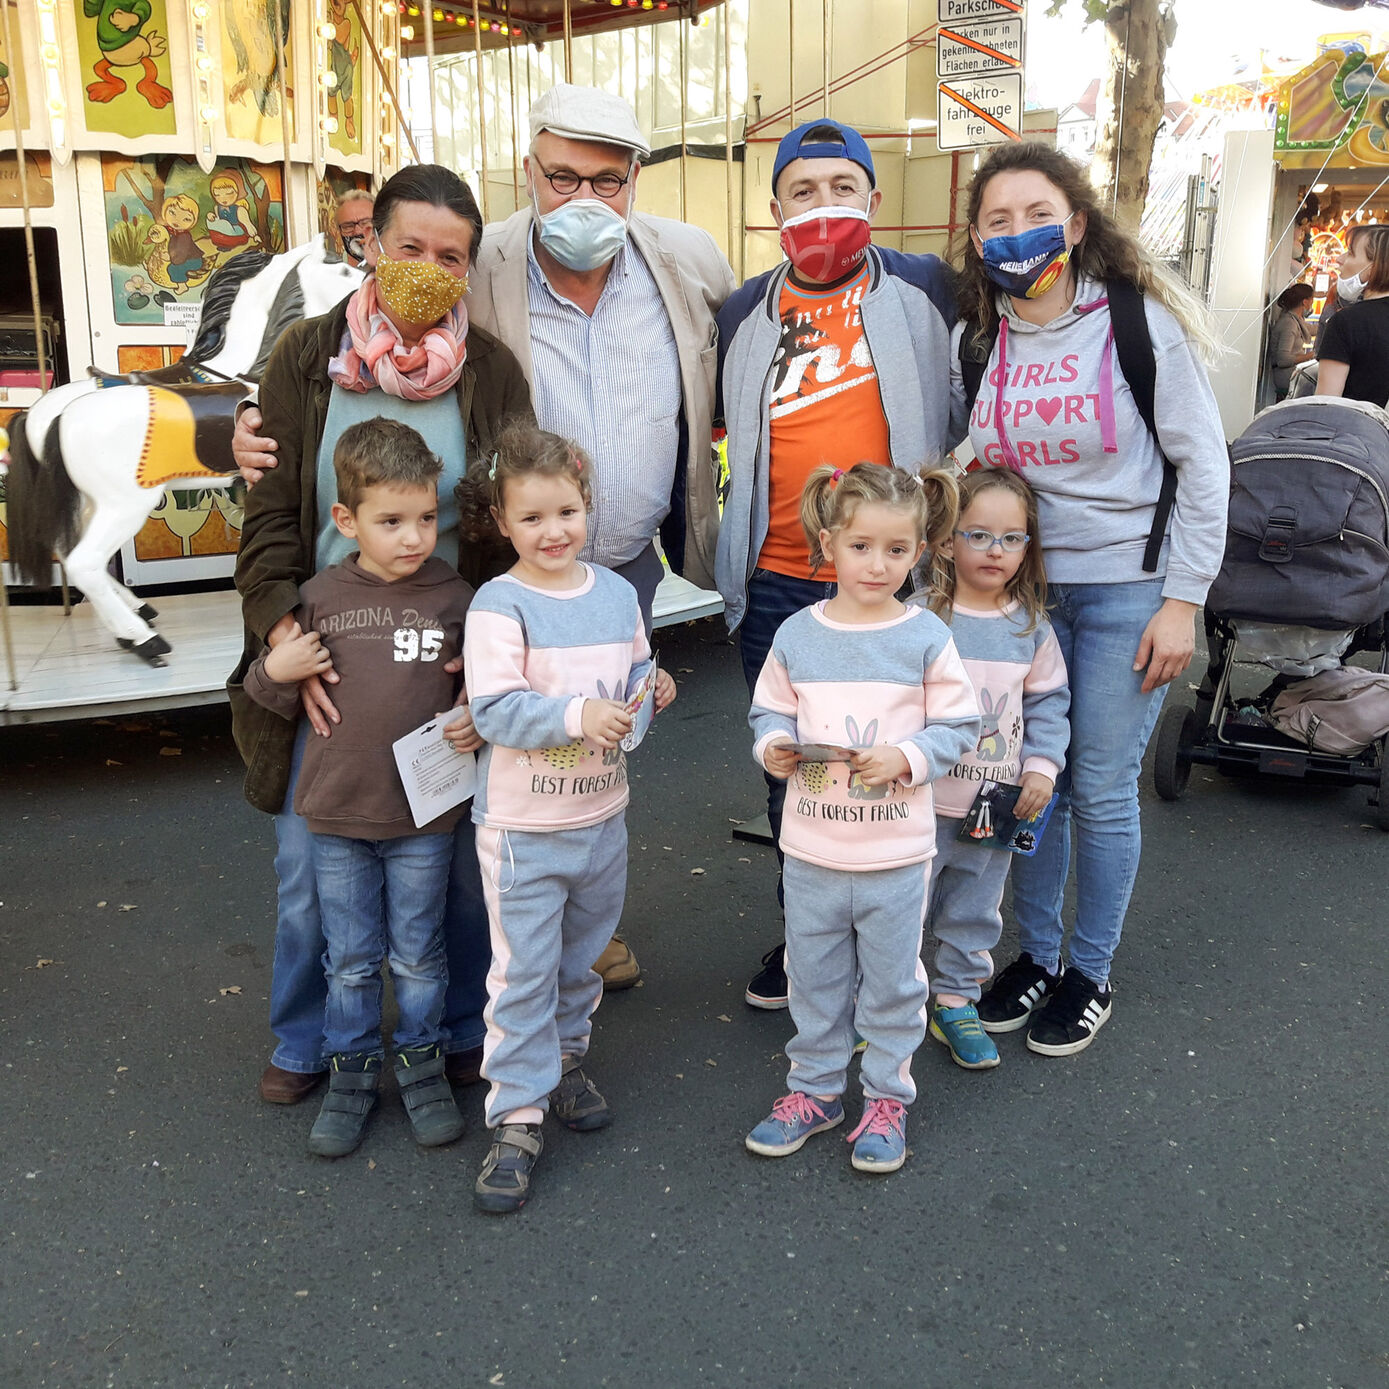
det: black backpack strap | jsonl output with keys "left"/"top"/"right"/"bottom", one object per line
{"left": 959, "top": 317, "right": 1000, "bottom": 419}
{"left": 1108, "top": 277, "right": 1177, "bottom": 573}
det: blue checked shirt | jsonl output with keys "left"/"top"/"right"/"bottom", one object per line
{"left": 526, "top": 234, "right": 681, "bottom": 568}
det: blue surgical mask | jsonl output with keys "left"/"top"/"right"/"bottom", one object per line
{"left": 977, "top": 214, "right": 1076, "bottom": 299}
{"left": 532, "top": 194, "right": 629, "bottom": 272}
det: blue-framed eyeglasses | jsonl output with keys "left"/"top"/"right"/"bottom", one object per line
{"left": 955, "top": 528, "right": 1030, "bottom": 553}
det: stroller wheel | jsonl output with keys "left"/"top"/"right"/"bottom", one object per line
{"left": 1154, "top": 704, "right": 1198, "bottom": 801}
{"left": 1373, "top": 736, "right": 1389, "bottom": 833}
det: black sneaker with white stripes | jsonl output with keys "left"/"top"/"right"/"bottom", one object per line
{"left": 1025, "top": 967, "right": 1112, "bottom": 1057}
{"left": 977, "top": 953, "right": 1060, "bottom": 1034}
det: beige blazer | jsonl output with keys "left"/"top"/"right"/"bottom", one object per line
{"left": 467, "top": 208, "right": 736, "bottom": 591}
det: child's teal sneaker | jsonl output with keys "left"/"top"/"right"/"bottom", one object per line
{"left": 929, "top": 1001, "right": 1001, "bottom": 1070}
{"left": 846, "top": 1097, "right": 908, "bottom": 1173}
{"left": 745, "top": 1091, "right": 844, "bottom": 1157}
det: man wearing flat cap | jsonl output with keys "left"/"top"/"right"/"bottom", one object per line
{"left": 465, "top": 83, "right": 736, "bottom": 991}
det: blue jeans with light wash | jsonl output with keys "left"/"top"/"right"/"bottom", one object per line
{"left": 268, "top": 720, "right": 491, "bottom": 1072}
{"left": 1010, "top": 578, "right": 1167, "bottom": 990}
{"left": 313, "top": 830, "right": 453, "bottom": 1056}
{"left": 737, "top": 568, "right": 838, "bottom": 910}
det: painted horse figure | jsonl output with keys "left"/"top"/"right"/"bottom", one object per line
{"left": 5, "top": 235, "right": 361, "bottom": 664}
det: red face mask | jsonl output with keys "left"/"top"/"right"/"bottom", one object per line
{"left": 778, "top": 205, "right": 872, "bottom": 281}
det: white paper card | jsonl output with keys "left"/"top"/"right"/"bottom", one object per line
{"left": 392, "top": 713, "right": 477, "bottom": 828}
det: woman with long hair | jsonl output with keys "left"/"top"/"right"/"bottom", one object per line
{"left": 950, "top": 141, "right": 1228, "bottom": 1056}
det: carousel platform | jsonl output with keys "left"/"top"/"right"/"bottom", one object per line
{"left": 0, "top": 574, "right": 725, "bottom": 726}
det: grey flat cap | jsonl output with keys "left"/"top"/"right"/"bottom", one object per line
{"left": 528, "top": 84, "right": 651, "bottom": 160}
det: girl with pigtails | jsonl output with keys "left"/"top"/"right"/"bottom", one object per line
{"left": 743, "top": 462, "right": 979, "bottom": 1176}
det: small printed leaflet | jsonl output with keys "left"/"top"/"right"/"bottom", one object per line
{"left": 789, "top": 743, "right": 856, "bottom": 762}
{"left": 393, "top": 713, "right": 478, "bottom": 828}
{"left": 620, "top": 663, "right": 660, "bottom": 752}
{"left": 957, "top": 780, "right": 1058, "bottom": 856}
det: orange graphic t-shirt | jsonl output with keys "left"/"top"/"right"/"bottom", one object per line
{"left": 757, "top": 264, "right": 891, "bottom": 581}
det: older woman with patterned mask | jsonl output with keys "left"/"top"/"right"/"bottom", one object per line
{"left": 230, "top": 163, "right": 532, "bottom": 1111}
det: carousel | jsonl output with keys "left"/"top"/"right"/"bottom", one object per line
{"left": 0, "top": 0, "right": 1023, "bottom": 723}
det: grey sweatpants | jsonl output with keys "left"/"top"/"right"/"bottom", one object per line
{"left": 477, "top": 814, "right": 628, "bottom": 1128}
{"left": 782, "top": 855, "right": 932, "bottom": 1106}
{"left": 925, "top": 816, "right": 1012, "bottom": 1000}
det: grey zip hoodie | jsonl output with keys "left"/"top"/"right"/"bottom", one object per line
{"left": 949, "top": 277, "right": 1229, "bottom": 604}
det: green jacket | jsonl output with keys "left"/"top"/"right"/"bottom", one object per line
{"left": 228, "top": 298, "right": 532, "bottom": 814}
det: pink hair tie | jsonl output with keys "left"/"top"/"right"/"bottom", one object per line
{"left": 830, "top": 468, "right": 845, "bottom": 486}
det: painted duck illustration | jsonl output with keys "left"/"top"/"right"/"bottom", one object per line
{"left": 84, "top": 0, "right": 173, "bottom": 109}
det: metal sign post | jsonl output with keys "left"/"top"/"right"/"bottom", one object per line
{"left": 935, "top": 0, "right": 1025, "bottom": 151}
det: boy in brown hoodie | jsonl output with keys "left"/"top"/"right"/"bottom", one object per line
{"left": 246, "top": 417, "right": 474, "bottom": 1158}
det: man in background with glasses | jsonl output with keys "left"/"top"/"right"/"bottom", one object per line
{"left": 332, "top": 191, "right": 376, "bottom": 271}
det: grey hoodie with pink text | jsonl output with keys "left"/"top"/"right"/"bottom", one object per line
{"left": 948, "top": 277, "right": 1229, "bottom": 605}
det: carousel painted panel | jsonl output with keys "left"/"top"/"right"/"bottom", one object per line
{"left": 95, "top": 151, "right": 286, "bottom": 328}
{"left": 69, "top": 149, "right": 281, "bottom": 583}
{"left": 0, "top": 0, "right": 37, "bottom": 145}
{"left": 49, "top": 0, "right": 200, "bottom": 160}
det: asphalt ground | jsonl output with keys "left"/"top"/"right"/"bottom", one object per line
{"left": 3, "top": 617, "right": 1387, "bottom": 1389}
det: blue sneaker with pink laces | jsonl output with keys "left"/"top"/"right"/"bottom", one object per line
{"left": 846, "top": 1097, "right": 908, "bottom": 1173}
{"left": 745, "top": 1091, "right": 845, "bottom": 1157}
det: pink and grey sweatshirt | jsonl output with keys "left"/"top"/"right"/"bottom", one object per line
{"left": 948, "top": 276, "right": 1229, "bottom": 605}
{"left": 749, "top": 602, "right": 980, "bottom": 872}
{"left": 914, "top": 599, "right": 1071, "bottom": 820}
{"left": 464, "top": 564, "right": 652, "bottom": 832}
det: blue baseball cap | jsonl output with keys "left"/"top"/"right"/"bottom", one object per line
{"left": 772, "top": 119, "right": 876, "bottom": 195}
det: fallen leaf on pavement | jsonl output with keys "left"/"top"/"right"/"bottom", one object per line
{"left": 36, "top": 958, "right": 56, "bottom": 968}
{"left": 118, "top": 904, "right": 137, "bottom": 912}
{"left": 159, "top": 747, "right": 182, "bottom": 757}
{"left": 218, "top": 985, "right": 242, "bottom": 996}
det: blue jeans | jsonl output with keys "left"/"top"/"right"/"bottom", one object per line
{"left": 737, "top": 568, "right": 838, "bottom": 911}
{"left": 313, "top": 831, "right": 453, "bottom": 1056}
{"left": 268, "top": 722, "right": 491, "bottom": 1072}
{"left": 1011, "top": 578, "right": 1167, "bottom": 988}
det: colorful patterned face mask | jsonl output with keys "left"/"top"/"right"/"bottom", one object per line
{"left": 374, "top": 253, "right": 468, "bottom": 326}
{"left": 976, "top": 214, "right": 1076, "bottom": 300}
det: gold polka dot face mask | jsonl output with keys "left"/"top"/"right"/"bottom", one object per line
{"left": 374, "top": 253, "right": 468, "bottom": 327}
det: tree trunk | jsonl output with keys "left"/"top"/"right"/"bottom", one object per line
{"left": 1089, "top": 0, "right": 1169, "bottom": 230}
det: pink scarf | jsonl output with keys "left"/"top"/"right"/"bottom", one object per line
{"left": 327, "top": 276, "right": 468, "bottom": 401}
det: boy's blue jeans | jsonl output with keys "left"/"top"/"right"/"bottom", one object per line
{"left": 268, "top": 722, "right": 490, "bottom": 1073}
{"left": 1010, "top": 578, "right": 1168, "bottom": 989}
{"left": 312, "top": 830, "right": 453, "bottom": 1057}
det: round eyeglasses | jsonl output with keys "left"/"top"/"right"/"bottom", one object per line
{"left": 955, "top": 528, "right": 1030, "bottom": 553}
{"left": 533, "top": 160, "right": 631, "bottom": 199}
{"left": 337, "top": 217, "right": 375, "bottom": 236}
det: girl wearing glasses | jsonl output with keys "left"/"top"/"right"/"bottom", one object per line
{"left": 914, "top": 469, "right": 1069, "bottom": 1070}
{"left": 949, "top": 142, "right": 1227, "bottom": 1056}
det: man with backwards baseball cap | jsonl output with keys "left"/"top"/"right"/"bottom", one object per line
{"left": 715, "top": 118, "right": 966, "bottom": 1010}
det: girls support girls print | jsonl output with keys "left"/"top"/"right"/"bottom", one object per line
{"left": 970, "top": 352, "right": 1117, "bottom": 469}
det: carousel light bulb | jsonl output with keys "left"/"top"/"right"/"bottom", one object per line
{"left": 382, "top": 133, "right": 395, "bottom": 147}
{"left": 401, "top": 24, "right": 414, "bottom": 38}
{"left": 381, "top": 45, "right": 396, "bottom": 59}
{"left": 196, "top": 54, "right": 213, "bottom": 73}
{"left": 201, "top": 104, "right": 217, "bottom": 121}
{"left": 191, "top": 1, "right": 209, "bottom": 17}
{"left": 42, "top": 43, "right": 59, "bottom": 63}
{"left": 321, "top": 70, "right": 337, "bottom": 87}
{"left": 324, "top": 116, "right": 339, "bottom": 133}
{"left": 49, "top": 96, "right": 64, "bottom": 114}
{"left": 319, "top": 22, "right": 336, "bottom": 38}
{"left": 381, "top": 0, "right": 395, "bottom": 14}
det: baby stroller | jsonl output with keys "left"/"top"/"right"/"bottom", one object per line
{"left": 1152, "top": 395, "right": 1389, "bottom": 829}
